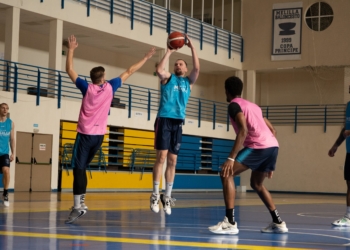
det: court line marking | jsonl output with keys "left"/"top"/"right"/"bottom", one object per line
{"left": 0, "top": 224, "right": 349, "bottom": 248}
{"left": 0, "top": 231, "right": 308, "bottom": 250}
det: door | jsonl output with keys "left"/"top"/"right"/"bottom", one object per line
{"left": 31, "top": 134, "right": 52, "bottom": 191}
{"left": 14, "top": 132, "right": 53, "bottom": 192}
{"left": 14, "top": 132, "right": 32, "bottom": 191}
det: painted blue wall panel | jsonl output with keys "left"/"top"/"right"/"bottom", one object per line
{"left": 182, "top": 135, "right": 201, "bottom": 144}
{"left": 173, "top": 174, "right": 240, "bottom": 189}
{"left": 212, "top": 139, "right": 234, "bottom": 147}
{"left": 0, "top": 174, "right": 3, "bottom": 188}
{"left": 212, "top": 145, "right": 232, "bottom": 152}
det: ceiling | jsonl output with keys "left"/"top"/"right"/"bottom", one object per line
{"left": 0, "top": 4, "right": 237, "bottom": 74}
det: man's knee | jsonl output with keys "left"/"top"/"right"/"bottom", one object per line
{"left": 2, "top": 167, "right": 9, "bottom": 176}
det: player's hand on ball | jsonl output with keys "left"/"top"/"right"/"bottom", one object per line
{"left": 185, "top": 34, "right": 193, "bottom": 48}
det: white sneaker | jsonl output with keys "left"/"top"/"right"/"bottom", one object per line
{"left": 332, "top": 216, "right": 350, "bottom": 226}
{"left": 261, "top": 221, "right": 288, "bottom": 233}
{"left": 160, "top": 194, "right": 176, "bottom": 215}
{"left": 3, "top": 194, "right": 9, "bottom": 207}
{"left": 208, "top": 217, "right": 239, "bottom": 234}
{"left": 80, "top": 194, "right": 88, "bottom": 210}
{"left": 150, "top": 193, "right": 160, "bottom": 213}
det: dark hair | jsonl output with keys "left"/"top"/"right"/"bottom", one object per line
{"left": 225, "top": 76, "right": 243, "bottom": 97}
{"left": 90, "top": 66, "right": 105, "bottom": 84}
{"left": 175, "top": 59, "right": 187, "bottom": 66}
{"left": 0, "top": 103, "right": 8, "bottom": 108}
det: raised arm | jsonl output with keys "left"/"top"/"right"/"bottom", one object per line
{"left": 264, "top": 117, "right": 276, "bottom": 136}
{"left": 65, "top": 35, "right": 79, "bottom": 84}
{"left": 156, "top": 47, "right": 175, "bottom": 84}
{"left": 185, "top": 34, "right": 200, "bottom": 87}
{"left": 9, "top": 121, "right": 15, "bottom": 162}
{"left": 119, "top": 47, "right": 156, "bottom": 84}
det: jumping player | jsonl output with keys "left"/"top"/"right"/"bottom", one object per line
{"left": 150, "top": 34, "right": 200, "bottom": 215}
{"left": 65, "top": 35, "right": 155, "bottom": 224}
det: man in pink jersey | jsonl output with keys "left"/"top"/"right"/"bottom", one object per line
{"left": 209, "top": 76, "right": 288, "bottom": 234}
{"left": 65, "top": 35, "right": 155, "bottom": 224}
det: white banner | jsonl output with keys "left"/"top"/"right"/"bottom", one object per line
{"left": 271, "top": 2, "right": 302, "bottom": 61}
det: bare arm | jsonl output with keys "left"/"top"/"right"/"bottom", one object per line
{"left": 119, "top": 47, "right": 156, "bottom": 84}
{"left": 264, "top": 117, "right": 276, "bottom": 136}
{"left": 9, "top": 121, "right": 15, "bottom": 162}
{"left": 65, "top": 35, "right": 79, "bottom": 84}
{"left": 329, "top": 127, "right": 346, "bottom": 157}
{"left": 156, "top": 47, "right": 174, "bottom": 84}
{"left": 185, "top": 34, "right": 200, "bottom": 87}
{"left": 221, "top": 112, "right": 248, "bottom": 178}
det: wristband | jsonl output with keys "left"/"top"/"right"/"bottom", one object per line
{"left": 227, "top": 157, "right": 235, "bottom": 162}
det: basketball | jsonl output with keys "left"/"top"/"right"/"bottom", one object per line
{"left": 167, "top": 31, "right": 185, "bottom": 50}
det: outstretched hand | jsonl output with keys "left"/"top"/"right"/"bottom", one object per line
{"left": 67, "top": 35, "right": 78, "bottom": 50}
{"left": 144, "top": 47, "right": 156, "bottom": 60}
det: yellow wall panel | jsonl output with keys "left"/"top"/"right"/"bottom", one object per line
{"left": 124, "top": 129, "right": 154, "bottom": 139}
{"left": 123, "top": 137, "right": 154, "bottom": 146}
{"left": 61, "top": 130, "right": 77, "bottom": 140}
{"left": 61, "top": 122, "right": 78, "bottom": 131}
{"left": 61, "top": 170, "right": 161, "bottom": 189}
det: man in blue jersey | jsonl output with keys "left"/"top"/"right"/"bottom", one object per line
{"left": 150, "top": 34, "right": 200, "bottom": 215}
{"left": 0, "top": 103, "right": 15, "bottom": 207}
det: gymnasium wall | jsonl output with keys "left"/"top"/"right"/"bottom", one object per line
{"left": 256, "top": 69, "right": 345, "bottom": 106}
{"left": 241, "top": 0, "right": 350, "bottom": 71}
{"left": 240, "top": 125, "right": 346, "bottom": 194}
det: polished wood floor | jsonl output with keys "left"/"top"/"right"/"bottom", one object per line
{"left": 0, "top": 191, "right": 349, "bottom": 249}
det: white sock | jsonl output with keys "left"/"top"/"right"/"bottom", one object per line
{"left": 165, "top": 182, "right": 173, "bottom": 197}
{"left": 74, "top": 195, "right": 81, "bottom": 209}
{"left": 153, "top": 181, "right": 160, "bottom": 195}
{"left": 346, "top": 206, "right": 350, "bottom": 217}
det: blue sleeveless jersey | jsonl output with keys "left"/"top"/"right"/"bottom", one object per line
{"left": 0, "top": 118, "right": 12, "bottom": 156}
{"left": 157, "top": 74, "right": 191, "bottom": 119}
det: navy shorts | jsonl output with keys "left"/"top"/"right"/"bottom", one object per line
{"left": 236, "top": 147, "right": 279, "bottom": 172}
{"left": 154, "top": 117, "right": 183, "bottom": 155}
{"left": 344, "top": 153, "right": 350, "bottom": 180}
{"left": 71, "top": 133, "right": 104, "bottom": 170}
{"left": 0, "top": 154, "right": 10, "bottom": 174}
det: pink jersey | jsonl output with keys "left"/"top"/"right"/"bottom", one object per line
{"left": 230, "top": 98, "right": 279, "bottom": 149}
{"left": 77, "top": 83, "right": 113, "bottom": 135}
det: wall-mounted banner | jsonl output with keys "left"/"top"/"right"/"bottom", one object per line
{"left": 272, "top": 2, "right": 302, "bottom": 61}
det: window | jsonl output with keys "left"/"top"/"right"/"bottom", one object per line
{"left": 305, "top": 2, "right": 333, "bottom": 31}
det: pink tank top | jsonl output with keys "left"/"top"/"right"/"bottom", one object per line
{"left": 77, "top": 83, "right": 113, "bottom": 135}
{"left": 230, "top": 98, "right": 279, "bottom": 149}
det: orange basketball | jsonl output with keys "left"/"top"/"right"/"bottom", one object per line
{"left": 167, "top": 31, "right": 185, "bottom": 50}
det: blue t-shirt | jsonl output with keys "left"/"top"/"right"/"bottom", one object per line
{"left": 75, "top": 77, "right": 122, "bottom": 96}
{"left": 0, "top": 118, "right": 12, "bottom": 156}
{"left": 157, "top": 74, "right": 191, "bottom": 119}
